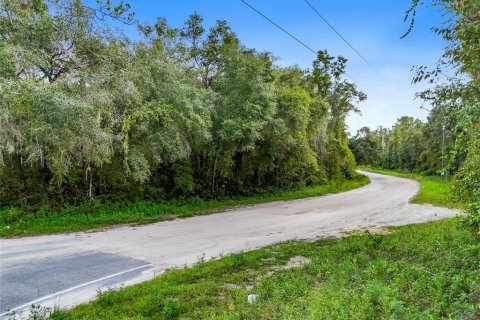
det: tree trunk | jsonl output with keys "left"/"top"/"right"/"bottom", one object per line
{"left": 212, "top": 150, "right": 219, "bottom": 196}
{"left": 89, "top": 166, "right": 93, "bottom": 201}
{"left": 84, "top": 161, "right": 93, "bottom": 201}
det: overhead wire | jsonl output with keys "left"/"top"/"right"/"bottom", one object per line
{"left": 239, "top": 0, "right": 359, "bottom": 84}
{"left": 239, "top": 0, "right": 316, "bottom": 55}
{"left": 303, "top": 0, "right": 377, "bottom": 72}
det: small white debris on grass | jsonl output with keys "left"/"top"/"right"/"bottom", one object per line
{"left": 247, "top": 294, "right": 257, "bottom": 304}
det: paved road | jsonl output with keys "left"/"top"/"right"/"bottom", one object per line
{"left": 0, "top": 171, "right": 460, "bottom": 318}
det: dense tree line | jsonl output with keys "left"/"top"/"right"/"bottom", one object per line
{"left": 437, "top": 0, "right": 480, "bottom": 230}
{"left": 0, "top": 0, "right": 365, "bottom": 209}
{"left": 351, "top": 0, "right": 479, "bottom": 230}
{"left": 349, "top": 113, "right": 457, "bottom": 175}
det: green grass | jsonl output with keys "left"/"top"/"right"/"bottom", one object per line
{"left": 0, "top": 175, "right": 369, "bottom": 237}
{"left": 49, "top": 218, "right": 479, "bottom": 320}
{"left": 13, "top": 167, "right": 477, "bottom": 319}
{"left": 358, "top": 167, "right": 457, "bottom": 208}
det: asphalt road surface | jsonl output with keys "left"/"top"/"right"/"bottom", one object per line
{"left": 0, "top": 171, "right": 460, "bottom": 318}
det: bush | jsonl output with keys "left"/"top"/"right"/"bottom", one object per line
{"left": 0, "top": 207, "right": 26, "bottom": 225}
{"left": 162, "top": 299, "right": 182, "bottom": 319}
{"left": 462, "top": 201, "right": 480, "bottom": 234}
{"left": 452, "top": 144, "right": 480, "bottom": 233}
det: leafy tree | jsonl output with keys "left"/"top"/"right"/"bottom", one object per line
{"left": 210, "top": 45, "right": 275, "bottom": 195}
{"left": 0, "top": 0, "right": 125, "bottom": 202}
{"left": 404, "top": 0, "right": 479, "bottom": 229}
{"left": 349, "top": 127, "right": 381, "bottom": 166}
{"left": 311, "top": 51, "right": 366, "bottom": 178}
{"left": 385, "top": 117, "right": 425, "bottom": 172}
{"left": 0, "top": 1, "right": 366, "bottom": 211}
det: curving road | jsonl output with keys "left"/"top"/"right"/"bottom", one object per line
{"left": 0, "top": 171, "right": 460, "bottom": 318}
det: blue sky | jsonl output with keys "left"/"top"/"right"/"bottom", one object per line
{"left": 114, "top": 0, "right": 446, "bottom": 134}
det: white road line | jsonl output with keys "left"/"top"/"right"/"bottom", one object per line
{"left": 0, "top": 263, "right": 153, "bottom": 317}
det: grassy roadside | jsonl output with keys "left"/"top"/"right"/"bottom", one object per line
{"left": 358, "top": 167, "right": 457, "bottom": 208}
{"left": 0, "top": 174, "right": 369, "bottom": 237}
{"left": 48, "top": 219, "right": 479, "bottom": 320}
{"left": 14, "top": 167, "right": 479, "bottom": 319}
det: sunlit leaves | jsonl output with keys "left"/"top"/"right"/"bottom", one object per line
{"left": 0, "top": 1, "right": 365, "bottom": 206}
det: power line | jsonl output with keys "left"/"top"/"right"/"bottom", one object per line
{"left": 303, "top": 0, "right": 376, "bottom": 71}
{"left": 239, "top": 0, "right": 359, "bottom": 84}
{"left": 239, "top": 0, "right": 316, "bottom": 55}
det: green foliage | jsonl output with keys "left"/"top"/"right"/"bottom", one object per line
{"left": 49, "top": 219, "right": 480, "bottom": 319}
{"left": 462, "top": 201, "right": 480, "bottom": 234}
{"left": 405, "top": 0, "right": 480, "bottom": 231}
{"left": 351, "top": 117, "right": 429, "bottom": 173}
{"left": 452, "top": 143, "right": 480, "bottom": 232}
{"left": 352, "top": 2, "right": 479, "bottom": 233}
{"left": 349, "top": 127, "right": 381, "bottom": 166}
{"left": 452, "top": 145, "right": 480, "bottom": 206}
{"left": 384, "top": 117, "right": 425, "bottom": 172}
{"left": 418, "top": 106, "right": 458, "bottom": 175}
{"left": 312, "top": 51, "right": 365, "bottom": 179}
{"left": 0, "top": 0, "right": 365, "bottom": 214}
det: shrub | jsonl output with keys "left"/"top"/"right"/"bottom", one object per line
{"left": 452, "top": 144, "right": 480, "bottom": 233}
